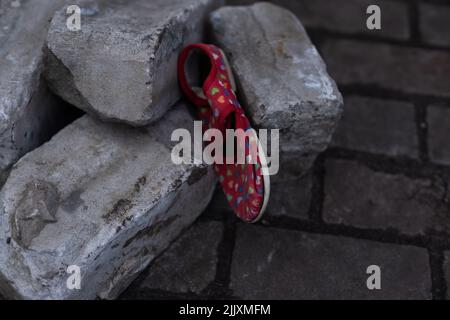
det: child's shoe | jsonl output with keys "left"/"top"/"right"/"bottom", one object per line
{"left": 178, "top": 44, "right": 270, "bottom": 223}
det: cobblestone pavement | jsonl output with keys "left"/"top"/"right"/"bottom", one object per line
{"left": 121, "top": 0, "right": 450, "bottom": 300}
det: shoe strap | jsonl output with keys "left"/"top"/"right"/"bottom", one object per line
{"left": 179, "top": 44, "right": 241, "bottom": 132}
{"left": 178, "top": 43, "right": 214, "bottom": 108}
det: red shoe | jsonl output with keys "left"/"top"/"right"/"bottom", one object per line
{"left": 178, "top": 44, "right": 270, "bottom": 223}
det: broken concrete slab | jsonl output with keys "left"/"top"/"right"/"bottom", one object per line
{"left": 209, "top": 2, "right": 343, "bottom": 179}
{"left": 45, "top": 0, "right": 221, "bottom": 126}
{"left": 0, "top": 102, "right": 216, "bottom": 300}
{"left": 0, "top": 0, "right": 78, "bottom": 180}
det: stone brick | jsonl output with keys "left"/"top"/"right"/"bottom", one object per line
{"left": 124, "top": 221, "right": 223, "bottom": 296}
{"left": 332, "top": 96, "right": 419, "bottom": 158}
{"left": 210, "top": 3, "right": 343, "bottom": 180}
{"left": 266, "top": 172, "right": 313, "bottom": 220}
{"left": 45, "top": 0, "right": 220, "bottom": 126}
{"left": 0, "top": 102, "right": 216, "bottom": 300}
{"left": 444, "top": 251, "right": 450, "bottom": 299}
{"left": 231, "top": 224, "right": 431, "bottom": 299}
{"left": 323, "top": 159, "right": 450, "bottom": 236}
{"left": 0, "top": 168, "right": 11, "bottom": 190}
{"left": 227, "top": 0, "right": 410, "bottom": 40}
{"left": 419, "top": 3, "right": 450, "bottom": 48}
{"left": 427, "top": 105, "right": 450, "bottom": 166}
{"left": 321, "top": 39, "right": 450, "bottom": 98}
{"left": 0, "top": 0, "right": 78, "bottom": 177}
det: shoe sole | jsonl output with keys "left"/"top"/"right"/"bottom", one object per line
{"left": 219, "top": 49, "right": 270, "bottom": 223}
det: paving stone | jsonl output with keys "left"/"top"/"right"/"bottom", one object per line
{"left": 321, "top": 39, "right": 450, "bottom": 98}
{"left": 323, "top": 159, "right": 450, "bottom": 236}
{"left": 227, "top": 0, "right": 410, "bottom": 40}
{"left": 444, "top": 252, "right": 450, "bottom": 299}
{"left": 419, "top": 3, "right": 450, "bottom": 48}
{"left": 45, "top": 0, "right": 220, "bottom": 126}
{"left": 0, "top": 0, "right": 78, "bottom": 178}
{"left": 0, "top": 102, "right": 216, "bottom": 300}
{"left": 332, "top": 96, "right": 419, "bottom": 158}
{"left": 266, "top": 172, "right": 312, "bottom": 219}
{"left": 210, "top": 3, "right": 343, "bottom": 180}
{"left": 427, "top": 105, "right": 450, "bottom": 166}
{"left": 125, "top": 221, "right": 223, "bottom": 296}
{"left": 231, "top": 224, "right": 431, "bottom": 299}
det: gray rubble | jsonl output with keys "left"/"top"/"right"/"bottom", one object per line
{"left": 0, "top": 102, "right": 216, "bottom": 299}
{"left": 0, "top": 0, "right": 75, "bottom": 181}
{"left": 45, "top": 0, "right": 220, "bottom": 126}
{"left": 209, "top": 2, "right": 343, "bottom": 179}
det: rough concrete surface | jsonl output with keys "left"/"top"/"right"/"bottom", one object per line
{"left": 0, "top": 0, "right": 77, "bottom": 179}
{"left": 45, "top": 0, "right": 221, "bottom": 126}
{"left": 210, "top": 2, "right": 343, "bottom": 180}
{"left": 0, "top": 102, "right": 216, "bottom": 299}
